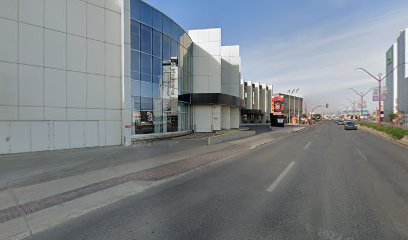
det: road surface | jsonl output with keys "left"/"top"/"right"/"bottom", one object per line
{"left": 29, "top": 121, "right": 408, "bottom": 240}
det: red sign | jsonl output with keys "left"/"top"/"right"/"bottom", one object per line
{"left": 272, "top": 96, "right": 285, "bottom": 115}
{"left": 124, "top": 125, "right": 132, "bottom": 129}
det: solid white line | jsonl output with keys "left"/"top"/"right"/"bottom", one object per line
{"left": 355, "top": 147, "right": 368, "bottom": 161}
{"left": 304, "top": 141, "right": 312, "bottom": 150}
{"left": 267, "top": 161, "right": 295, "bottom": 192}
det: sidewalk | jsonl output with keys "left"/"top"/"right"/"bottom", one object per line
{"left": 0, "top": 127, "right": 305, "bottom": 240}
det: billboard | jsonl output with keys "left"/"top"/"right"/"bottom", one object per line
{"left": 272, "top": 96, "right": 285, "bottom": 115}
{"left": 372, "top": 87, "right": 387, "bottom": 101}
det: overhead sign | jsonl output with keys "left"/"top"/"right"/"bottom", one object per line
{"left": 372, "top": 87, "right": 387, "bottom": 101}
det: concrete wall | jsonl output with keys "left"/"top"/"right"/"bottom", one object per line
{"left": 246, "top": 81, "right": 253, "bottom": 109}
{"left": 230, "top": 107, "right": 240, "bottom": 128}
{"left": 0, "top": 0, "right": 130, "bottom": 154}
{"left": 221, "top": 45, "right": 241, "bottom": 97}
{"left": 188, "top": 28, "right": 222, "bottom": 94}
{"left": 221, "top": 106, "right": 231, "bottom": 130}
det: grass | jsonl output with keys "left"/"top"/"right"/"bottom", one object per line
{"left": 359, "top": 122, "right": 408, "bottom": 140}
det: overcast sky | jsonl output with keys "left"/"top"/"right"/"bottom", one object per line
{"left": 145, "top": 0, "right": 408, "bottom": 113}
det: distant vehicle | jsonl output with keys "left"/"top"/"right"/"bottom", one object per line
{"left": 336, "top": 120, "right": 344, "bottom": 125}
{"left": 344, "top": 121, "right": 357, "bottom": 130}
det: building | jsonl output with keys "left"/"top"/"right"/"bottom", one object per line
{"left": 240, "top": 80, "right": 273, "bottom": 123}
{"left": 272, "top": 93, "right": 303, "bottom": 122}
{"left": 0, "top": 0, "right": 245, "bottom": 154}
{"left": 384, "top": 29, "right": 408, "bottom": 118}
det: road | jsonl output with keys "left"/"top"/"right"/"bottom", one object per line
{"left": 29, "top": 121, "right": 408, "bottom": 240}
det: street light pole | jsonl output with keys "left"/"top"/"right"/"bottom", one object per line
{"left": 355, "top": 63, "right": 406, "bottom": 125}
{"left": 349, "top": 88, "right": 372, "bottom": 119}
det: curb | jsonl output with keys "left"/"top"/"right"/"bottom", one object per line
{"left": 359, "top": 125, "right": 408, "bottom": 147}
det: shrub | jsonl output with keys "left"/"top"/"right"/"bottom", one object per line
{"left": 359, "top": 122, "right": 408, "bottom": 140}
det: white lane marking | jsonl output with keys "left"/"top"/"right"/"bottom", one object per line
{"left": 355, "top": 147, "right": 368, "bottom": 161}
{"left": 267, "top": 161, "right": 295, "bottom": 192}
{"left": 304, "top": 141, "right": 312, "bottom": 150}
{"left": 249, "top": 139, "right": 274, "bottom": 149}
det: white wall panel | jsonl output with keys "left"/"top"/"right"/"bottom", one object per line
{"left": 67, "top": 0, "right": 86, "bottom": 37}
{"left": 105, "top": 10, "right": 121, "bottom": 45}
{"left": 19, "top": 23, "right": 43, "bottom": 66}
{"left": 0, "top": 122, "right": 11, "bottom": 154}
{"left": 69, "top": 121, "right": 85, "bottom": 148}
{"left": 45, "top": 29, "right": 66, "bottom": 69}
{"left": 53, "top": 121, "right": 69, "bottom": 149}
{"left": 19, "top": 0, "right": 44, "bottom": 26}
{"left": 18, "top": 106, "right": 43, "bottom": 120}
{"left": 105, "top": 77, "right": 121, "bottom": 109}
{"left": 10, "top": 122, "right": 30, "bottom": 153}
{"left": 85, "top": 121, "right": 99, "bottom": 147}
{"left": 0, "top": 106, "right": 18, "bottom": 120}
{"left": 87, "top": 39, "right": 105, "bottom": 75}
{"left": 105, "top": 44, "right": 121, "bottom": 77}
{"left": 0, "top": 62, "right": 18, "bottom": 105}
{"left": 30, "top": 122, "right": 50, "bottom": 151}
{"left": 67, "top": 35, "right": 87, "bottom": 72}
{"left": 0, "top": 0, "right": 18, "bottom": 20}
{"left": 67, "top": 71, "right": 87, "bottom": 108}
{"left": 105, "top": 121, "right": 121, "bottom": 145}
{"left": 98, "top": 120, "right": 106, "bottom": 146}
{"left": 0, "top": 18, "right": 18, "bottom": 62}
{"left": 44, "top": 68, "right": 66, "bottom": 107}
{"left": 44, "top": 107, "right": 66, "bottom": 120}
{"left": 87, "top": 3, "right": 105, "bottom": 41}
{"left": 19, "top": 65, "right": 43, "bottom": 106}
{"left": 87, "top": 74, "right": 105, "bottom": 108}
{"left": 44, "top": 0, "right": 66, "bottom": 32}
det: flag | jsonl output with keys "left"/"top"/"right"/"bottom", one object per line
{"left": 287, "top": 90, "right": 290, "bottom": 93}
{"left": 292, "top": 89, "right": 295, "bottom": 93}
{"left": 296, "top": 88, "right": 299, "bottom": 93}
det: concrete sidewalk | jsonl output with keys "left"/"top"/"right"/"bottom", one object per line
{"left": 0, "top": 127, "right": 305, "bottom": 240}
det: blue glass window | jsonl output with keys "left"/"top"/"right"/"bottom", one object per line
{"left": 141, "top": 97, "right": 153, "bottom": 110}
{"left": 171, "top": 40, "right": 178, "bottom": 59}
{"left": 152, "top": 30, "right": 162, "bottom": 57}
{"left": 140, "top": 2, "right": 152, "bottom": 26}
{"left": 140, "top": 52, "right": 151, "bottom": 75}
{"left": 152, "top": 83, "right": 160, "bottom": 98}
{"left": 163, "top": 35, "right": 171, "bottom": 61}
{"left": 132, "top": 96, "right": 140, "bottom": 110}
{"left": 131, "top": 20, "right": 140, "bottom": 51}
{"left": 152, "top": 10, "right": 162, "bottom": 31}
{"left": 141, "top": 73, "right": 152, "bottom": 82}
{"left": 131, "top": 51, "right": 140, "bottom": 80}
{"left": 141, "top": 25, "right": 152, "bottom": 54}
{"left": 130, "top": 0, "right": 140, "bottom": 21}
{"left": 141, "top": 82, "right": 153, "bottom": 97}
{"left": 153, "top": 57, "right": 162, "bottom": 77}
{"left": 131, "top": 80, "right": 141, "bottom": 96}
{"left": 153, "top": 75, "right": 161, "bottom": 84}
{"left": 162, "top": 16, "right": 171, "bottom": 37}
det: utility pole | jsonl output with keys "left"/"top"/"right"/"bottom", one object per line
{"left": 349, "top": 88, "right": 372, "bottom": 119}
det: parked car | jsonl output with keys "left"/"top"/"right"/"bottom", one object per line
{"left": 344, "top": 121, "right": 357, "bottom": 130}
{"left": 336, "top": 120, "right": 344, "bottom": 125}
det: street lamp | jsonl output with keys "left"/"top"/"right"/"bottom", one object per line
{"left": 355, "top": 63, "right": 406, "bottom": 125}
{"left": 349, "top": 88, "right": 372, "bottom": 119}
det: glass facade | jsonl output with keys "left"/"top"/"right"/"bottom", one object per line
{"left": 130, "top": 0, "right": 193, "bottom": 134}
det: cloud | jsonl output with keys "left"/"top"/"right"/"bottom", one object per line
{"left": 241, "top": 5, "right": 408, "bottom": 112}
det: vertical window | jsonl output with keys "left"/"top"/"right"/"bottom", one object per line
{"left": 152, "top": 30, "right": 162, "bottom": 57}
{"left": 171, "top": 40, "right": 178, "bottom": 60}
{"left": 162, "top": 16, "right": 171, "bottom": 36}
{"left": 141, "top": 97, "right": 153, "bottom": 110}
{"left": 141, "top": 82, "right": 153, "bottom": 97}
{"left": 152, "top": 57, "right": 162, "bottom": 77}
{"left": 152, "top": 10, "right": 162, "bottom": 31}
{"left": 140, "top": 2, "right": 152, "bottom": 26}
{"left": 130, "top": 0, "right": 140, "bottom": 21}
{"left": 140, "top": 53, "right": 151, "bottom": 76}
{"left": 131, "top": 50, "right": 140, "bottom": 80}
{"left": 131, "top": 20, "right": 140, "bottom": 51}
{"left": 162, "top": 35, "right": 171, "bottom": 61}
{"left": 131, "top": 80, "right": 141, "bottom": 96}
{"left": 140, "top": 25, "right": 152, "bottom": 54}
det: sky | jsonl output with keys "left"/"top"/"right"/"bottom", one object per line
{"left": 144, "top": 0, "right": 408, "bottom": 114}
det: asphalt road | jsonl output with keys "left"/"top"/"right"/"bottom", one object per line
{"left": 30, "top": 121, "right": 408, "bottom": 240}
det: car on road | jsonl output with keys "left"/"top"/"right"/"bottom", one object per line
{"left": 336, "top": 120, "right": 344, "bottom": 125}
{"left": 344, "top": 121, "right": 357, "bottom": 130}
